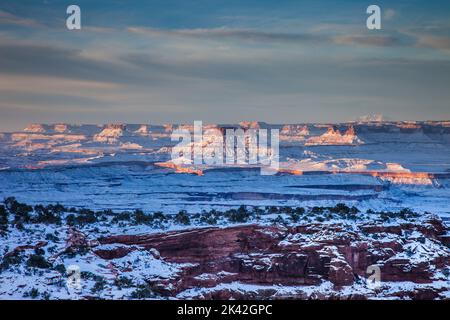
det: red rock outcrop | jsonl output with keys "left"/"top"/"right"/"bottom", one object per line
{"left": 4, "top": 241, "right": 48, "bottom": 258}
{"left": 95, "top": 216, "right": 450, "bottom": 299}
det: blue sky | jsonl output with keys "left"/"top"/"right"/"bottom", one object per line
{"left": 0, "top": 0, "right": 449, "bottom": 130}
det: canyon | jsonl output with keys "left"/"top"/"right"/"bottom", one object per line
{"left": 0, "top": 121, "right": 449, "bottom": 299}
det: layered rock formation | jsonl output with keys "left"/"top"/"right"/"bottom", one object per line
{"left": 280, "top": 125, "right": 309, "bottom": 141}
{"left": 306, "top": 126, "right": 364, "bottom": 146}
{"left": 53, "top": 124, "right": 70, "bottom": 133}
{"left": 134, "top": 125, "right": 150, "bottom": 136}
{"left": 93, "top": 124, "right": 126, "bottom": 143}
{"left": 23, "top": 123, "right": 46, "bottom": 133}
{"left": 94, "top": 216, "right": 450, "bottom": 299}
{"left": 239, "top": 121, "right": 260, "bottom": 130}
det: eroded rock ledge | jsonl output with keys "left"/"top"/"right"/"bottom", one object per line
{"left": 95, "top": 216, "right": 450, "bottom": 299}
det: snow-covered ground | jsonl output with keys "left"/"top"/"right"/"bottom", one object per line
{"left": 0, "top": 122, "right": 449, "bottom": 300}
{"left": 0, "top": 203, "right": 448, "bottom": 300}
{"left": 0, "top": 121, "right": 450, "bottom": 217}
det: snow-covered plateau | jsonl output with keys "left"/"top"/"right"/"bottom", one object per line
{"left": 0, "top": 121, "right": 449, "bottom": 299}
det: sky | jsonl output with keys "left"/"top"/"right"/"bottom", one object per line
{"left": 0, "top": 0, "right": 450, "bottom": 131}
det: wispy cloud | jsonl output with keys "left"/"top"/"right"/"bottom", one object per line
{"left": 127, "top": 27, "right": 327, "bottom": 44}
{"left": 127, "top": 26, "right": 405, "bottom": 48}
{"left": 127, "top": 24, "right": 450, "bottom": 51}
{"left": 415, "top": 34, "right": 450, "bottom": 51}
{"left": 0, "top": 10, "right": 41, "bottom": 27}
{"left": 1, "top": 1, "right": 449, "bottom": 129}
{"left": 333, "top": 35, "right": 403, "bottom": 47}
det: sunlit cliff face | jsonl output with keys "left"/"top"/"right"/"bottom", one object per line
{"left": 370, "top": 172, "right": 436, "bottom": 186}
{"left": 155, "top": 161, "right": 203, "bottom": 176}
{"left": 305, "top": 126, "right": 363, "bottom": 146}
{"left": 0, "top": 121, "right": 448, "bottom": 186}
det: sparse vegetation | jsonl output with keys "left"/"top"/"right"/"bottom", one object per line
{"left": 0, "top": 205, "right": 8, "bottom": 234}
{"left": 199, "top": 211, "right": 218, "bottom": 225}
{"left": 0, "top": 251, "right": 23, "bottom": 272}
{"left": 33, "top": 204, "right": 62, "bottom": 224}
{"left": 133, "top": 209, "right": 154, "bottom": 225}
{"left": 174, "top": 210, "right": 190, "bottom": 225}
{"left": 91, "top": 277, "right": 107, "bottom": 293}
{"left": 54, "top": 264, "right": 66, "bottom": 275}
{"left": 26, "top": 254, "right": 51, "bottom": 269}
{"left": 225, "top": 205, "right": 251, "bottom": 223}
{"left": 66, "top": 213, "right": 98, "bottom": 226}
{"left": 23, "top": 288, "right": 40, "bottom": 299}
{"left": 114, "top": 276, "right": 134, "bottom": 289}
{"left": 45, "top": 233, "right": 59, "bottom": 242}
{"left": 0, "top": 198, "right": 425, "bottom": 232}
{"left": 111, "top": 211, "right": 131, "bottom": 224}
{"left": 130, "top": 284, "right": 154, "bottom": 299}
{"left": 4, "top": 197, "right": 32, "bottom": 226}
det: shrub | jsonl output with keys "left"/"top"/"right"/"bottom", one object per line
{"left": 290, "top": 212, "right": 300, "bottom": 223}
{"left": 152, "top": 211, "right": 166, "bottom": 222}
{"left": 267, "top": 206, "right": 279, "bottom": 214}
{"left": 91, "top": 277, "right": 107, "bottom": 293}
{"left": 174, "top": 210, "right": 190, "bottom": 225}
{"left": 81, "top": 271, "right": 103, "bottom": 281}
{"left": 133, "top": 210, "right": 153, "bottom": 225}
{"left": 45, "top": 233, "right": 59, "bottom": 242}
{"left": 226, "top": 207, "right": 250, "bottom": 223}
{"left": 200, "top": 211, "right": 217, "bottom": 225}
{"left": 26, "top": 254, "right": 51, "bottom": 269}
{"left": 111, "top": 211, "right": 131, "bottom": 224}
{"left": 23, "top": 288, "right": 40, "bottom": 299}
{"left": 41, "top": 292, "right": 51, "bottom": 300}
{"left": 252, "top": 207, "right": 264, "bottom": 215}
{"left": 66, "top": 213, "right": 98, "bottom": 226}
{"left": 311, "top": 206, "right": 325, "bottom": 214}
{"left": 78, "top": 208, "right": 95, "bottom": 215}
{"left": 33, "top": 205, "right": 62, "bottom": 224}
{"left": 330, "top": 203, "right": 350, "bottom": 214}
{"left": 48, "top": 203, "right": 67, "bottom": 214}
{"left": 349, "top": 206, "right": 360, "bottom": 214}
{"left": 54, "top": 264, "right": 66, "bottom": 275}
{"left": 398, "top": 208, "right": 419, "bottom": 219}
{"left": 442, "top": 268, "right": 450, "bottom": 278}
{"left": 280, "top": 206, "right": 293, "bottom": 214}
{"left": 272, "top": 215, "right": 286, "bottom": 224}
{"left": 34, "top": 248, "right": 45, "bottom": 256}
{"left": 4, "top": 197, "right": 32, "bottom": 225}
{"left": 130, "top": 284, "right": 154, "bottom": 299}
{"left": 114, "top": 276, "right": 134, "bottom": 289}
{"left": 0, "top": 205, "right": 8, "bottom": 234}
{"left": 0, "top": 252, "right": 23, "bottom": 271}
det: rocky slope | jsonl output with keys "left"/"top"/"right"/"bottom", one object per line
{"left": 95, "top": 216, "right": 450, "bottom": 299}
{"left": 1, "top": 200, "right": 448, "bottom": 300}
